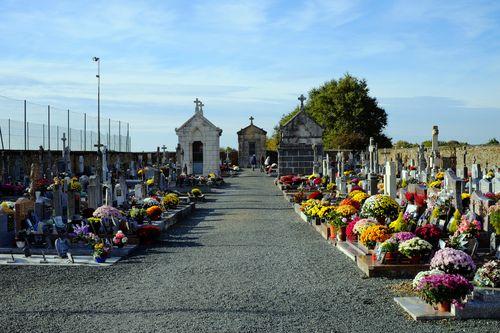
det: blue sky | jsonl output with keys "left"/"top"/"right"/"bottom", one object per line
{"left": 0, "top": 0, "right": 499, "bottom": 151}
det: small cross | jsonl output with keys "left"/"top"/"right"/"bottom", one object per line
{"left": 61, "top": 133, "right": 67, "bottom": 149}
{"left": 193, "top": 98, "right": 201, "bottom": 112}
{"left": 161, "top": 145, "right": 167, "bottom": 153}
{"left": 298, "top": 94, "right": 306, "bottom": 110}
{"left": 249, "top": 116, "right": 254, "bottom": 125}
{"left": 200, "top": 102, "right": 204, "bottom": 112}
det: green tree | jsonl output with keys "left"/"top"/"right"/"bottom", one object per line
{"left": 274, "top": 74, "right": 391, "bottom": 149}
{"left": 486, "top": 138, "right": 499, "bottom": 145}
{"left": 394, "top": 140, "right": 417, "bottom": 149}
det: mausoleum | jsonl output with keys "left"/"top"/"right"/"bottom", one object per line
{"left": 175, "top": 99, "right": 222, "bottom": 175}
{"left": 237, "top": 116, "right": 267, "bottom": 167}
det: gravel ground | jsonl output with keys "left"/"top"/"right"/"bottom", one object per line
{"left": 0, "top": 171, "right": 499, "bottom": 333}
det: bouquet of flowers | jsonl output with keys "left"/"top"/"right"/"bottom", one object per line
{"left": 143, "top": 197, "right": 161, "bottom": 208}
{"left": 351, "top": 191, "right": 369, "bottom": 204}
{"left": 308, "top": 191, "right": 323, "bottom": 200}
{"left": 457, "top": 216, "right": 482, "bottom": 238}
{"left": 112, "top": 230, "right": 128, "bottom": 248}
{"left": 353, "top": 218, "right": 378, "bottom": 236}
{"left": 398, "top": 237, "right": 433, "bottom": 258}
{"left": 335, "top": 204, "right": 358, "bottom": 218}
{"left": 93, "top": 241, "right": 112, "bottom": 260}
{"left": 360, "top": 194, "right": 400, "bottom": 221}
{"left": 392, "top": 231, "right": 416, "bottom": 243}
{"left": 412, "top": 269, "right": 445, "bottom": 288}
{"left": 69, "top": 177, "right": 82, "bottom": 192}
{"left": 93, "top": 205, "right": 123, "bottom": 219}
{"left": 326, "top": 183, "right": 336, "bottom": 192}
{"left": 340, "top": 198, "right": 360, "bottom": 210}
{"left": 359, "top": 225, "right": 391, "bottom": 249}
{"left": 473, "top": 260, "right": 500, "bottom": 288}
{"left": 415, "top": 224, "right": 442, "bottom": 245}
{"left": 380, "top": 238, "right": 399, "bottom": 253}
{"left": 348, "top": 190, "right": 364, "bottom": 198}
{"left": 389, "top": 212, "right": 410, "bottom": 232}
{"left": 191, "top": 188, "right": 202, "bottom": 197}
{"left": 136, "top": 224, "right": 161, "bottom": 245}
{"left": 293, "top": 191, "right": 307, "bottom": 204}
{"left": 34, "top": 178, "right": 51, "bottom": 192}
{"left": 72, "top": 224, "right": 90, "bottom": 242}
{"left": 490, "top": 204, "right": 500, "bottom": 234}
{"left": 415, "top": 273, "right": 473, "bottom": 307}
{"left": 346, "top": 218, "right": 360, "bottom": 241}
{"left": 430, "top": 248, "right": 476, "bottom": 276}
{"left": 130, "top": 207, "right": 147, "bottom": 223}
{"left": 146, "top": 205, "right": 163, "bottom": 221}
{"left": 162, "top": 193, "right": 180, "bottom": 209}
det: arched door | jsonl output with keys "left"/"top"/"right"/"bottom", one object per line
{"left": 192, "top": 141, "right": 203, "bottom": 174}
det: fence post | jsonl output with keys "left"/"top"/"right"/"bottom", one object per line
{"left": 108, "top": 118, "right": 111, "bottom": 149}
{"left": 47, "top": 105, "right": 51, "bottom": 151}
{"left": 118, "top": 120, "right": 121, "bottom": 152}
{"left": 57, "top": 126, "right": 59, "bottom": 150}
{"left": 127, "top": 122, "right": 130, "bottom": 152}
{"left": 43, "top": 124, "right": 45, "bottom": 148}
{"left": 8, "top": 118, "right": 10, "bottom": 150}
{"left": 27, "top": 121, "right": 29, "bottom": 150}
{"left": 24, "top": 100, "right": 27, "bottom": 150}
{"left": 84, "top": 113, "right": 86, "bottom": 151}
{"left": 67, "top": 109, "right": 70, "bottom": 150}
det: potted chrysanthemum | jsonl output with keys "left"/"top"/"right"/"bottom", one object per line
{"left": 430, "top": 248, "right": 476, "bottom": 278}
{"left": 415, "top": 273, "right": 473, "bottom": 312}
{"left": 398, "top": 237, "right": 433, "bottom": 263}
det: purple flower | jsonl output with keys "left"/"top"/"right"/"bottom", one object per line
{"left": 430, "top": 248, "right": 476, "bottom": 275}
{"left": 392, "top": 231, "right": 416, "bottom": 242}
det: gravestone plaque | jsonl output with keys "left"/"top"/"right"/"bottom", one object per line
{"left": 479, "top": 179, "right": 492, "bottom": 194}
{"left": 87, "top": 175, "right": 102, "bottom": 209}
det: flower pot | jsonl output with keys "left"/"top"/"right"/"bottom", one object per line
{"left": 409, "top": 255, "right": 422, "bottom": 264}
{"left": 95, "top": 256, "right": 107, "bottom": 263}
{"left": 328, "top": 225, "right": 336, "bottom": 240}
{"left": 371, "top": 253, "right": 377, "bottom": 261}
{"left": 437, "top": 301, "right": 451, "bottom": 312}
{"left": 384, "top": 252, "right": 395, "bottom": 263}
{"left": 337, "top": 226, "right": 347, "bottom": 242}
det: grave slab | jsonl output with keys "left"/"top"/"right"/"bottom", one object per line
{"left": 394, "top": 297, "right": 455, "bottom": 321}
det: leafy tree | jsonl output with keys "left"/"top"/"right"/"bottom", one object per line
{"left": 274, "top": 74, "right": 391, "bottom": 149}
{"left": 486, "top": 138, "right": 499, "bottom": 145}
{"left": 266, "top": 137, "right": 278, "bottom": 151}
{"left": 394, "top": 140, "right": 417, "bottom": 149}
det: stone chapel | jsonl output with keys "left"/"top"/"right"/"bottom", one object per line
{"left": 277, "top": 95, "right": 324, "bottom": 176}
{"left": 175, "top": 99, "right": 222, "bottom": 175}
{"left": 237, "top": 116, "right": 267, "bottom": 167}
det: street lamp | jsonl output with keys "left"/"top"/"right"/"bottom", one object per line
{"left": 93, "top": 57, "right": 103, "bottom": 180}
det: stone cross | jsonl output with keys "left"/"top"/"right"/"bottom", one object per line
{"left": 384, "top": 161, "right": 397, "bottom": 198}
{"left": 161, "top": 145, "right": 167, "bottom": 164}
{"left": 249, "top": 116, "right": 254, "bottom": 125}
{"left": 298, "top": 94, "right": 306, "bottom": 111}
{"left": 418, "top": 144, "right": 427, "bottom": 172}
{"left": 200, "top": 102, "right": 204, "bottom": 113}
{"left": 193, "top": 98, "right": 201, "bottom": 113}
{"left": 368, "top": 137, "right": 376, "bottom": 174}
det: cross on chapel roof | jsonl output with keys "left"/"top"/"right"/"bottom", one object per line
{"left": 298, "top": 94, "right": 306, "bottom": 111}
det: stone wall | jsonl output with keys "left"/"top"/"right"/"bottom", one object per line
{"left": 378, "top": 145, "right": 500, "bottom": 170}
{"left": 278, "top": 144, "right": 317, "bottom": 176}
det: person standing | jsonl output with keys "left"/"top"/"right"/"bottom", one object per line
{"left": 251, "top": 154, "right": 257, "bottom": 171}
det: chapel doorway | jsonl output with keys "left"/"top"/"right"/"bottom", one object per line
{"left": 192, "top": 141, "right": 203, "bottom": 174}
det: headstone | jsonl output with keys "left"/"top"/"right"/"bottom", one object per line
{"left": 470, "top": 191, "right": 493, "bottom": 232}
{"left": 52, "top": 183, "right": 63, "bottom": 217}
{"left": 445, "top": 169, "right": 463, "bottom": 211}
{"left": 67, "top": 190, "right": 76, "bottom": 221}
{"left": 87, "top": 175, "right": 102, "bottom": 209}
{"left": 0, "top": 213, "right": 14, "bottom": 247}
{"left": 134, "top": 184, "right": 144, "bottom": 200}
{"left": 418, "top": 145, "right": 427, "bottom": 173}
{"left": 79, "top": 175, "right": 89, "bottom": 193}
{"left": 114, "top": 183, "right": 125, "bottom": 206}
{"left": 471, "top": 164, "right": 481, "bottom": 193}
{"left": 479, "top": 179, "right": 492, "bottom": 194}
{"left": 384, "top": 161, "right": 397, "bottom": 198}
{"left": 78, "top": 156, "right": 84, "bottom": 174}
{"left": 401, "top": 169, "right": 409, "bottom": 181}
{"left": 14, "top": 198, "right": 34, "bottom": 232}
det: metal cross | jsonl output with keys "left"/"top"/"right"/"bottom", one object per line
{"left": 249, "top": 116, "right": 254, "bottom": 125}
{"left": 161, "top": 145, "right": 167, "bottom": 154}
{"left": 61, "top": 133, "right": 67, "bottom": 149}
{"left": 298, "top": 94, "right": 306, "bottom": 110}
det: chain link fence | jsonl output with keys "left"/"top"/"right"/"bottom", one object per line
{"left": 0, "top": 95, "right": 131, "bottom": 152}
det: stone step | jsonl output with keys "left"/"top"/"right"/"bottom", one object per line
{"left": 336, "top": 241, "right": 358, "bottom": 262}
{"left": 453, "top": 300, "right": 500, "bottom": 319}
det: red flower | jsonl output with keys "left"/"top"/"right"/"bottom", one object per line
{"left": 405, "top": 192, "right": 415, "bottom": 202}
{"left": 308, "top": 191, "right": 323, "bottom": 200}
{"left": 415, "top": 224, "right": 441, "bottom": 244}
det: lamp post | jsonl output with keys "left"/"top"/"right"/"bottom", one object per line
{"left": 93, "top": 57, "right": 103, "bottom": 180}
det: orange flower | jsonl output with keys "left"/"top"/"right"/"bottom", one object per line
{"left": 146, "top": 205, "right": 162, "bottom": 220}
{"left": 359, "top": 225, "right": 391, "bottom": 249}
{"left": 340, "top": 198, "right": 360, "bottom": 210}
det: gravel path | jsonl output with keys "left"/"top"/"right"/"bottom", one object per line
{"left": 0, "top": 171, "right": 498, "bottom": 332}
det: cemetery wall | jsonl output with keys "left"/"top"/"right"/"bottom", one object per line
{"left": 1, "top": 150, "right": 178, "bottom": 180}
{"left": 379, "top": 146, "right": 500, "bottom": 170}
